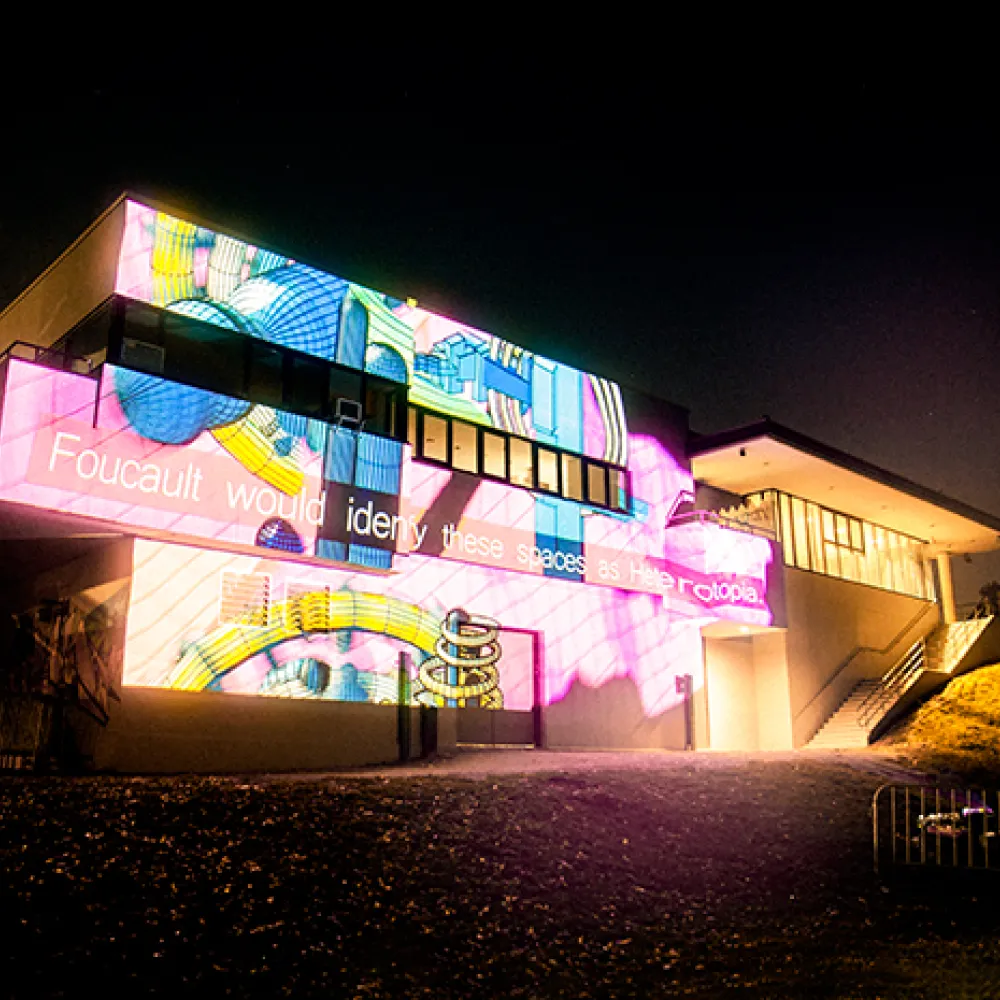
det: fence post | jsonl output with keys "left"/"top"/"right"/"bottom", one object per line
{"left": 397, "top": 651, "right": 410, "bottom": 763}
{"left": 420, "top": 705, "right": 437, "bottom": 758}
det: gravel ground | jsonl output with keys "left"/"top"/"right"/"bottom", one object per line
{"left": 3, "top": 750, "right": 1000, "bottom": 998}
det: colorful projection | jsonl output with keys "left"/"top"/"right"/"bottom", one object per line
{"left": 115, "top": 199, "right": 626, "bottom": 464}
{"left": 0, "top": 359, "right": 774, "bottom": 623}
{"left": 124, "top": 537, "right": 770, "bottom": 718}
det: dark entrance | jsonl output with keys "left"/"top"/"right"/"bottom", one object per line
{"left": 455, "top": 628, "right": 542, "bottom": 748}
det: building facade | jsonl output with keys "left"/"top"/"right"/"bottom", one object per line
{"left": 1, "top": 196, "right": 998, "bottom": 771}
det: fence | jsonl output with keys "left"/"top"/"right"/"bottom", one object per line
{"left": 872, "top": 784, "right": 1000, "bottom": 873}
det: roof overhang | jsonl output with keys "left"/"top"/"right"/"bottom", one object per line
{"left": 689, "top": 420, "right": 1000, "bottom": 556}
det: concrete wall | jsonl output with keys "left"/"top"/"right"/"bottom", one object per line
{"left": 784, "top": 567, "right": 938, "bottom": 746}
{"left": 753, "top": 631, "right": 794, "bottom": 750}
{"left": 704, "top": 632, "right": 793, "bottom": 751}
{"left": 543, "top": 676, "right": 691, "bottom": 751}
{"left": 0, "top": 200, "right": 125, "bottom": 353}
{"left": 95, "top": 688, "right": 422, "bottom": 773}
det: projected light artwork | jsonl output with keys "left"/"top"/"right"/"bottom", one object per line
{"left": 115, "top": 200, "right": 626, "bottom": 464}
{"left": 0, "top": 199, "right": 783, "bottom": 723}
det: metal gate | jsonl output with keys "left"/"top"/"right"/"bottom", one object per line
{"left": 455, "top": 627, "right": 541, "bottom": 748}
{"left": 872, "top": 784, "right": 1000, "bottom": 873}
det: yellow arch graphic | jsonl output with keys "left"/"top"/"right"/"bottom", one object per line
{"left": 165, "top": 590, "right": 442, "bottom": 691}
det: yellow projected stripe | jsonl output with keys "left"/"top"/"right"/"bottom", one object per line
{"left": 211, "top": 406, "right": 303, "bottom": 496}
{"left": 165, "top": 591, "right": 441, "bottom": 690}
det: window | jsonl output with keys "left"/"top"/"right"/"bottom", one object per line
{"left": 287, "top": 354, "right": 326, "bottom": 418}
{"left": 561, "top": 454, "right": 583, "bottom": 501}
{"left": 247, "top": 341, "right": 284, "bottom": 408}
{"left": 509, "top": 437, "right": 534, "bottom": 488}
{"left": 779, "top": 493, "right": 794, "bottom": 566}
{"left": 364, "top": 378, "right": 403, "bottom": 438}
{"left": 328, "top": 366, "right": 363, "bottom": 418}
{"left": 407, "top": 405, "right": 626, "bottom": 510}
{"left": 771, "top": 488, "right": 929, "bottom": 599}
{"left": 422, "top": 414, "right": 448, "bottom": 463}
{"left": 586, "top": 462, "right": 607, "bottom": 506}
{"left": 451, "top": 420, "right": 478, "bottom": 473}
{"left": 608, "top": 468, "right": 628, "bottom": 511}
{"left": 407, "top": 406, "right": 417, "bottom": 450}
{"left": 163, "top": 313, "right": 246, "bottom": 400}
{"left": 482, "top": 430, "right": 506, "bottom": 479}
{"left": 113, "top": 298, "right": 404, "bottom": 441}
{"left": 537, "top": 448, "right": 559, "bottom": 493}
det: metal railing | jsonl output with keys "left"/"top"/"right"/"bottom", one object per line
{"left": 795, "top": 603, "right": 935, "bottom": 732}
{"left": 667, "top": 509, "right": 777, "bottom": 539}
{"left": 858, "top": 614, "right": 995, "bottom": 731}
{"left": 857, "top": 640, "right": 926, "bottom": 728}
{"left": 0, "top": 340, "right": 99, "bottom": 377}
{"left": 873, "top": 784, "right": 1000, "bottom": 873}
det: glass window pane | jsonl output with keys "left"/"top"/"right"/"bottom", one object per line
{"left": 836, "top": 514, "right": 850, "bottom": 548}
{"left": 824, "top": 541, "right": 840, "bottom": 578}
{"left": 807, "top": 503, "right": 825, "bottom": 573}
{"left": 247, "top": 341, "right": 284, "bottom": 408}
{"left": 840, "top": 546, "right": 858, "bottom": 582}
{"left": 608, "top": 469, "right": 628, "bottom": 511}
{"left": 821, "top": 509, "right": 836, "bottom": 543}
{"left": 162, "top": 311, "right": 246, "bottom": 399}
{"left": 287, "top": 354, "right": 326, "bottom": 418}
{"left": 586, "top": 462, "right": 607, "bottom": 506}
{"left": 451, "top": 420, "right": 478, "bottom": 473}
{"left": 791, "top": 497, "right": 809, "bottom": 570}
{"left": 537, "top": 448, "right": 558, "bottom": 492}
{"left": 422, "top": 414, "right": 448, "bottom": 463}
{"left": 779, "top": 493, "right": 794, "bottom": 565}
{"left": 326, "top": 368, "right": 364, "bottom": 429}
{"left": 876, "top": 527, "right": 893, "bottom": 590}
{"left": 561, "top": 455, "right": 583, "bottom": 500}
{"left": 862, "top": 522, "right": 878, "bottom": 586}
{"left": 407, "top": 407, "right": 417, "bottom": 450}
{"left": 482, "top": 431, "right": 505, "bottom": 478}
{"left": 509, "top": 437, "right": 534, "bottom": 487}
{"left": 850, "top": 519, "right": 863, "bottom": 551}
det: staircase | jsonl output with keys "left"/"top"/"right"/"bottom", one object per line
{"left": 805, "top": 616, "right": 996, "bottom": 750}
{"left": 806, "top": 680, "right": 880, "bottom": 748}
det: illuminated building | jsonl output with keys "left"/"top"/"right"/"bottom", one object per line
{"left": 0, "top": 196, "right": 997, "bottom": 770}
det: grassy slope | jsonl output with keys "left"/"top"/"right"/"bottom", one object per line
{"left": 880, "top": 661, "right": 1000, "bottom": 780}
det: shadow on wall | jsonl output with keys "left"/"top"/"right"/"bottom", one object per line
{"left": 544, "top": 675, "right": 691, "bottom": 751}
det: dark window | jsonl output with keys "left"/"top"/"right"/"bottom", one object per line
{"left": 247, "top": 341, "right": 284, "bottom": 409}
{"left": 287, "top": 354, "right": 326, "bottom": 418}
{"left": 163, "top": 313, "right": 246, "bottom": 399}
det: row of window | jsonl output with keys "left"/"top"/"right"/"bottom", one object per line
{"left": 68, "top": 296, "right": 409, "bottom": 440}
{"left": 408, "top": 406, "right": 629, "bottom": 512}
{"left": 745, "top": 490, "right": 935, "bottom": 600}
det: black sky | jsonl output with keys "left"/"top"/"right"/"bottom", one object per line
{"left": 2, "top": 66, "right": 999, "bottom": 595}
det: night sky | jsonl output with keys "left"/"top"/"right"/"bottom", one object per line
{"left": 3, "top": 71, "right": 998, "bottom": 598}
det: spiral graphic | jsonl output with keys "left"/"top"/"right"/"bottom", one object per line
{"left": 417, "top": 609, "right": 503, "bottom": 708}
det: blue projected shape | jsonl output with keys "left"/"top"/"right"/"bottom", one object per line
{"left": 227, "top": 264, "right": 349, "bottom": 361}
{"left": 355, "top": 434, "right": 403, "bottom": 495}
{"left": 364, "top": 343, "right": 407, "bottom": 383}
{"left": 166, "top": 298, "right": 253, "bottom": 332}
{"left": 113, "top": 368, "right": 250, "bottom": 445}
{"left": 255, "top": 517, "right": 304, "bottom": 553}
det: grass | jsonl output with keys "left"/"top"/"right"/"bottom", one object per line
{"left": 879, "top": 662, "right": 1000, "bottom": 783}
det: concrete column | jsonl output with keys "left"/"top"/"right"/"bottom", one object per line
{"left": 936, "top": 552, "right": 957, "bottom": 624}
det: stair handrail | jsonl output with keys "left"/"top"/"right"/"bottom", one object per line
{"left": 793, "top": 602, "right": 936, "bottom": 725}
{"left": 857, "top": 641, "right": 926, "bottom": 728}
